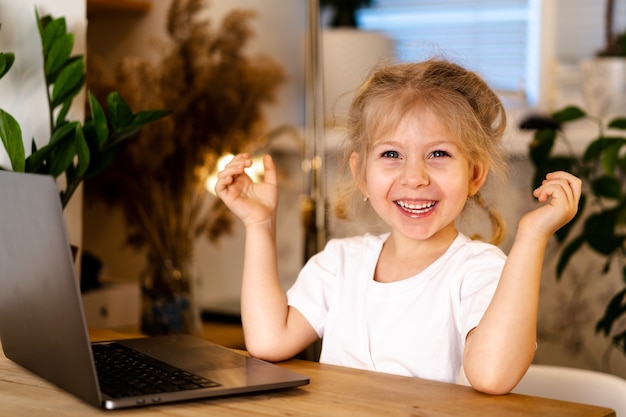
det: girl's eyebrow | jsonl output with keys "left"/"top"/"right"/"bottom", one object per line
{"left": 372, "top": 138, "right": 457, "bottom": 148}
{"left": 371, "top": 139, "right": 400, "bottom": 147}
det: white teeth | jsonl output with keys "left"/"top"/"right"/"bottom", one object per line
{"left": 397, "top": 200, "right": 435, "bottom": 212}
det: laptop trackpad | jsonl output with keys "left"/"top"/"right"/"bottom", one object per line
{"left": 117, "top": 334, "right": 257, "bottom": 371}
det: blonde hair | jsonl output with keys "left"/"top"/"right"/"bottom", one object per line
{"left": 333, "top": 58, "right": 508, "bottom": 245}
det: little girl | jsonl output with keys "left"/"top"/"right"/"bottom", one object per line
{"left": 214, "top": 59, "right": 581, "bottom": 395}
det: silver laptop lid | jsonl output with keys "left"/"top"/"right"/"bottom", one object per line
{"left": 0, "top": 171, "right": 102, "bottom": 407}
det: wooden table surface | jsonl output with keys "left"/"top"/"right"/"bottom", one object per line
{"left": 0, "top": 329, "right": 615, "bottom": 416}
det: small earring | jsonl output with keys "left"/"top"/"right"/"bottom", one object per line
{"left": 363, "top": 195, "right": 369, "bottom": 202}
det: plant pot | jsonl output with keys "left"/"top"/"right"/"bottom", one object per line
{"left": 322, "top": 29, "right": 394, "bottom": 125}
{"left": 581, "top": 57, "right": 626, "bottom": 120}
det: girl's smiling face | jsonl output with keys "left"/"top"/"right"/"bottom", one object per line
{"left": 351, "top": 109, "right": 488, "bottom": 245}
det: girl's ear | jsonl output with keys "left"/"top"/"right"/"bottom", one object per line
{"left": 350, "top": 152, "right": 368, "bottom": 195}
{"left": 469, "top": 161, "right": 489, "bottom": 197}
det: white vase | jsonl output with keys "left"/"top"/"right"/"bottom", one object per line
{"left": 581, "top": 57, "right": 626, "bottom": 120}
{"left": 321, "top": 29, "right": 395, "bottom": 125}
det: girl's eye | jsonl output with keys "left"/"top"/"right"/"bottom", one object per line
{"left": 381, "top": 150, "right": 400, "bottom": 159}
{"left": 430, "top": 150, "right": 450, "bottom": 158}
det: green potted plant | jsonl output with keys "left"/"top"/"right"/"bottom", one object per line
{"left": 521, "top": 106, "right": 626, "bottom": 355}
{"left": 0, "top": 12, "right": 168, "bottom": 209}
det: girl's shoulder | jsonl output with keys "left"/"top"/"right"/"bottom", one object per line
{"left": 447, "top": 233, "right": 507, "bottom": 264}
{"left": 313, "top": 233, "right": 387, "bottom": 264}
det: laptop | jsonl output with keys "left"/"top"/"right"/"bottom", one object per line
{"left": 0, "top": 171, "right": 309, "bottom": 410}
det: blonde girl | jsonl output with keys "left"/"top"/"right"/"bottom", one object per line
{"left": 215, "top": 59, "right": 581, "bottom": 394}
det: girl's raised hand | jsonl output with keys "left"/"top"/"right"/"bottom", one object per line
{"left": 521, "top": 171, "right": 582, "bottom": 237}
{"left": 214, "top": 153, "right": 279, "bottom": 226}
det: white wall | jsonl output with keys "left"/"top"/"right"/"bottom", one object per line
{"left": 0, "top": 0, "right": 85, "bottom": 252}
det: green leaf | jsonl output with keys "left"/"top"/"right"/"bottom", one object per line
{"left": 74, "top": 124, "right": 90, "bottom": 178}
{"left": 64, "top": 157, "right": 78, "bottom": 186}
{"left": 55, "top": 100, "right": 72, "bottom": 127}
{"left": 32, "top": 121, "right": 82, "bottom": 177}
{"left": 551, "top": 106, "right": 586, "bottom": 123}
{"left": 105, "top": 109, "right": 171, "bottom": 147}
{"left": 600, "top": 138, "right": 626, "bottom": 174}
{"left": 532, "top": 157, "right": 572, "bottom": 190}
{"left": 607, "top": 117, "right": 626, "bottom": 129}
{"left": 618, "top": 202, "right": 626, "bottom": 227}
{"left": 50, "top": 120, "right": 78, "bottom": 144}
{"left": 0, "top": 109, "right": 25, "bottom": 172}
{"left": 556, "top": 235, "right": 585, "bottom": 279}
{"left": 40, "top": 16, "right": 66, "bottom": 58}
{"left": 583, "top": 211, "right": 624, "bottom": 255}
{"left": 47, "top": 133, "right": 77, "bottom": 177}
{"left": 619, "top": 154, "right": 626, "bottom": 173}
{"left": 45, "top": 33, "right": 73, "bottom": 82}
{"left": 591, "top": 175, "right": 622, "bottom": 199}
{"left": 37, "top": 14, "right": 53, "bottom": 33}
{"left": 51, "top": 59, "right": 85, "bottom": 108}
{"left": 107, "top": 92, "right": 133, "bottom": 130}
{"left": 529, "top": 128, "right": 556, "bottom": 167}
{"left": 611, "top": 330, "right": 626, "bottom": 355}
{"left": 0, "top": 52, "right": 15, "bottom": 79}
{"left": 583, "top": 137, "right": 605, "bottom": 162}
{"left": 88, "top": 91, "right": 109, "bottom": 148}
{"left": 132, "top": 109, "right": 171, "bottom": 127}
{"left": 25, "top": 142, "right": 53, "bottom": 174}
{"left": 596, "top": 288, "right": 626, "bottom": 336}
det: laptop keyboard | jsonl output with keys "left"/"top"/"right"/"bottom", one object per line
{"left": 92, "top": 342, "right": 221, "bottom": 398}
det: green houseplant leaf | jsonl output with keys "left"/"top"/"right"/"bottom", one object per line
{"left": 39, "top": 14, "right": 66, "bottom": 56}
{"left": 601, "top": 139, "right": 626, "bottom": 175}
{"left": 87, "top": 91, "right": 109, "bottom": 148}
{"left": 44, "top": 32, "right": 73, "bottom": 81}
{"left": 0, "top": 109, "right": 25, "bottom": 172}
{"left": 0, "top": 52, "right": 15, "bottom": 79}
{"left": 1, "top": 11, "right": 169, "bottom": 208}
{"left": 592, "top": 175, "right": 622, "bottom": 199}
{"left": 596, "top": 288, "right": 626, "bottom": 336}
{"left": 608, "top": 117, "right": 626, "bottom": 129}
{"left": 51, "top": 58, "right": 85, "bottom": 109}
{"left": 551, "top": 105, "right": 586, "bottom": 123}
{"left": 107, "top": 91, "right": 134, "bottom": 130}
{"left": 529, "top": 128, "right": 556, "bottom": 167}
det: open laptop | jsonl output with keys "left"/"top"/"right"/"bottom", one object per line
{"left": 0, "top": 171, "right": 309, "bottom": 410}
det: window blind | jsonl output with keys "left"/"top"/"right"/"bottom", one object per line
{"left": 356, "top": 0, "right": 534, "bottom": 105}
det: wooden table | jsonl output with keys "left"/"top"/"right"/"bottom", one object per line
{"left": 0, "top": 330, "right": 615, "bottom": 416}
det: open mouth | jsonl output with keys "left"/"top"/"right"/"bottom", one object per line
{"left": 396, "top": 200, "right": 436, "bottom": 215}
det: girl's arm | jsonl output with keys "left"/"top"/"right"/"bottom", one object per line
{"left": 214, "top": 154, "right": 318, "bottom": 361}
{"left": 462, "top": 171, "right": 582, "bottom": 395}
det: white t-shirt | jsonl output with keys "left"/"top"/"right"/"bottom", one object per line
{"left": 286, "top": 232, "right": 506, "bottom": 383}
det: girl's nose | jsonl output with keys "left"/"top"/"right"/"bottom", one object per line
{"left": 400, "top": 161, "right": 429, "bottom": 188}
